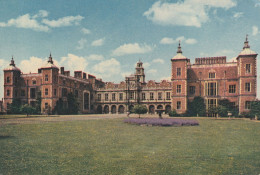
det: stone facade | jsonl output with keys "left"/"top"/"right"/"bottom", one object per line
{"left": 171, "top": 36, "right": 257, "bottom": 114}
{"left": 2, "top": 37, "right": 257, "bottom": 115}
{"left": 95, "top": 61, "right": 172, "bottom": 114}
{"left": 3, "top": 55, "right": 103, "bottom": 114}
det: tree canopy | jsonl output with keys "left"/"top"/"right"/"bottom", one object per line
{"left": 187, "top": 96, "right": 206, "bottom": 116}
{"left": 132, "top": 104, "right": 148, "bottom": 118}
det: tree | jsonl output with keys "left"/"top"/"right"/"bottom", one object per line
{"left": 54, "top": 98, "right": 65, "bottom": 115}
{"left": 168, "top": 109, "right": 179, "bottom": 117}
{"left": 132, "top": 104, "right": 147, "bottom": 118}
{"left": 187, "top": 96, "right": 206, "bottom": 116}
{"left": 20, "top": 104, "right": 36, "bottom": 116}
{"left": 9, "top": 98, "right": 22, "bottom": 114}
{"left": 207, "top": 106, "right": 219, "bottom": 117}
{"left": 250, "top": 100, "right": 260, "bottom": 120}
{"left": 67, "top": 92, "right": 79, "bottom": 114}
{"left": 217, "top": 99, "right": 239, "bottom": 117}
{"left": 54, "top": 93, "right": 79, "bottom": 115}
{"left": 35, "top": 91, "right": 41, "bottom": 114}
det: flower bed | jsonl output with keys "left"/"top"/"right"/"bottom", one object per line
{"left": 124, "top": 118, "right": 199, "bottom": 127}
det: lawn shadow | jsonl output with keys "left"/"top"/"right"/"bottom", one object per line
{"left": 0, "top": 135, "right": 15, "bottom": 139}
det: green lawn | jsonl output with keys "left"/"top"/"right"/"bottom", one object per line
{"left": 0, "top": 118, "right": 259, "bottom": 175}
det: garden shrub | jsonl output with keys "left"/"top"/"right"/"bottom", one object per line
{"left": 168, "top": 109, "right": 179, "bottom": 117}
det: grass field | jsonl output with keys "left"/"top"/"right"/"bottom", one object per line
{"left": 0, "top": 118, "right": 259, "bottom": 175}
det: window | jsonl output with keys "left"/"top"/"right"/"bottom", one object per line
{"left": 7, "top": 103, "right": 10, "bottom": 110}
{"left": 208, "top": 99, "right": 217, "bottom": 109}
{"left": 166, "top": 92, "right": 171, "bottom": 100}
{"left": 142, "top": 93, "right": 146, "bottom": 100}
{"left": 97, "top": 94, "right": 101, "bottom": 101}
{"left": 14, "top": 90, "right": 18, "bottom": 97}
{"left": 130, "top": 92, "right": 134, "bottom": 100}
{"left": 177, "top": 68, "right": 181, "bottom": 76}
{"left": 30, "top": 88, "right": 36, "bottom": 98}
{"left": 7, "top": 90, "right": 10, "bottom": 96}
{"left": 189, "top": 86, "right": 195, "bottom": 95}
{"left": 177, "top": 101, "right": 181, "bottom": 109}
{"left": 206, "top": 82, "right": 217, "bottom": 96}
{"left": 32, "top": 80, "right": 36, "bottom": 85}
{"left": 112, "top": 93, "right": 116, "bottom": 101}
{"left": 150, "top": 92, "right": 154, "bottom": 100}
{"left": 119, "top": 93, "right": 123, "bottom": 101}
{"left": 245, "top": 101, "right": 251, "bottom": 109}
{"left": 54, "top": 89, "right": 57, "bottom": 96}
{"left": 14, "top": 77, "right": 18, "bottom": 84}
{"left": 230, "top": 102, "right": 236, "bottom": 108}
{"left": 54, "top": 76, "right": 57, "bottom": 83}
{"left": 6, "top": 77, "right": 10, "bottom": 83}
{"left": 45, "top": 74, "right": 48, "bottom": 81}
{"left": 63, "top": 80, "right": 66, "bottom": 85}
{"left": 158, "top": 92, "right": 162, "bottom": 100}
{"left": 245, "top": 83, "right": 250, "bottom": 92}
{"left": 229, "top": 85, "right": 236, "bottom": 93}
{"left": 84, "top": 93, "right": 89, "bottom": 110}
{"left": 246, "top": 64, "right": 251, "bottom": 74}
{"left": 209, "top": 72, "right": 215, "bottom": 78}
{"left": 45, "top": 103, "right": 48, "bottom": 109}
{"left": 74, "top": 90, "right": 78, "bottom": 98}
{"left": 62, "top": 88, "right": 67, "bottom": 97}
{"left": 177, "top": 85, "right": 181, "bottom": 93}
{"left": 45, "top": 88, "right": 48, "bottom": 95}
{"left": 105, "top": 93, "right": 109, "bottom": 101}
{"left": 30, "top": 101, "right": 36, "bottom": 107}
{"left": 21, "top": 89, "right": 25, "bottom": 96}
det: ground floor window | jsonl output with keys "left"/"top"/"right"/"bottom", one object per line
{"left": 207, "top": 99, "right": 217, "bottom": 109}
{"left": 245, "top": 101, "right": 251, "bottom": 109}
{"left": 177, "top": 101, "right": 181, "bottom": 110}
{"left": 84, "top": 93, "right": 89, "bottom": 110}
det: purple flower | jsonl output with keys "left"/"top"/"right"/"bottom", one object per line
{"left": 124, "top": 118, "right": 199, "bottom": 126}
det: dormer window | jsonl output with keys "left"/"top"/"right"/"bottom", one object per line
{"left": 209, "top": 72, "right": 215, "bottom": 79}
{"left": 246, "top": 64, "right": 251, "bottom": 74}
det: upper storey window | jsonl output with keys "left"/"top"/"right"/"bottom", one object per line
{"left": 45, "top": 74, "right": 48, "bottom": 81}
{"left": 105, "top": 93, "right": 109, "bottom": 101}
{"left": 177, "top": 68, "right": 181, "bottom": 76}
{"left": 246, "top": 64, "right": 251, "bottom": 74}
{"left": 177, "top": 85, "right": 182, "bottom": 93}
{"left": 209, "top": 72, "right": 215, "bottom": 79}
{"left": 229, "top": 85, "right": 236, "bottom": 93}
{"left": 6, "top": 77, "right": 10, "bottom": 83}
{"left": 245, "top": 83, "right": 251, "bottom": 92}
{"left": 206, "top": 82, "right": 217, "bottom": 96}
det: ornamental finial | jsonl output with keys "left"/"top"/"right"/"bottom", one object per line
{"left": 177, "top": 40, "right": 182, "bottom": 54}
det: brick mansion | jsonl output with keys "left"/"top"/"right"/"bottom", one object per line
{"left": 3, "top": 36, "right": 257, "bottom": 114}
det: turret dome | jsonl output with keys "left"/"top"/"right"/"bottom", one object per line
{"left": 4, "top": 56, "right": 21, "bottom": 71}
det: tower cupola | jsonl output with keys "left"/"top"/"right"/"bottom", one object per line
{"left": 4, "top": 56, "right": 21, "bottom": 71}
{"left": 238, "top": 35, "right": 257, "bottom": 56}
{"left": 48, "top": 53, "right": 53, "bottom": 64}
{"left": 41, "top": 53, "right": 58, "bottom": 69}
{"left": 171, "top": 41, "right": 187, "bottom": 60}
